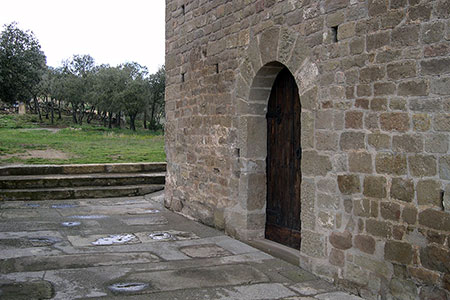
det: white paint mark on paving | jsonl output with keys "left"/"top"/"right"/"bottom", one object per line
{"left": 61, "top": 222, "right": 81, "bottom": 227}
{"left": 91, "top": 234, "right": 138, "bottom": 246}
{"left": 108, "top": 282, "right": 149, "bottom": 293}
{"left": 52, "top": 204, "right": 77, "bottom": 209}
{"left": 149, "top": 232, "right": 173, "bottom": 241}
{"left": 69, "top": 215, "right": 108, "bottom": 219}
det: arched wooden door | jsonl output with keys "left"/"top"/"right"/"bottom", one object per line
{"left": 265, "top": 67, "right": 302, "bottom": 250}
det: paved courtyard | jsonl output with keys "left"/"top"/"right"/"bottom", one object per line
{"left": 0, "top": 191, "right": 364, "bottom": 299}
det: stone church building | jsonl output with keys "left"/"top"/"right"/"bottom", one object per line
{"left": 165, "top": 0, "right": 450, "bottom": 298}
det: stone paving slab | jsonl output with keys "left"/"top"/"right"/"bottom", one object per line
{"left": 0, "top": 190, "right": 364, "bottom": 299}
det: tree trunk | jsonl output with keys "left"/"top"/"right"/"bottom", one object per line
{"left": 129, "top": 114, "right": 136, "bottom": 131}
{"left": 78, "top": 103, "right": 85, "bottom": 126}
{"left": 108, "top": 112, "right": 112, "bottom": 129}
{"left": 35, "top": 97, "right": 42, "bottom": 122}
{"left": 143, "top": 110, "right": 147, "bottom": 129}
{"left": 149, "top": 100, "right": 157, "bottom": 130}
{"left": 116, "top": 112, "right": 121, "bottom": 128}
{"left": 58, "top": 100, "right": 62, "bottom": 120}
{"left": 44, "top": 97, "right": 49, "bottom": 119}
{"left": 50, "top": 98, "right": 54, "bottom": 125}
{"left": 71, "top": 102, "right": 78, "bottom": 124}
{"left": 33, "top": 98, "right": 38, "bottom": 115}
{"left": 87, "top": 106, "right": 95, "bottom": 124}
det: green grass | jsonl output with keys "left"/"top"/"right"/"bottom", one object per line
{"left": 0, "top": 114, "right": 165, "bottom": 165}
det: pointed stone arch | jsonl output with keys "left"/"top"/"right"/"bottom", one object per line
{"left": 225, "top": 26, "right": 320, "bottom": 242}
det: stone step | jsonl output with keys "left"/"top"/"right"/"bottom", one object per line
{"left": 0, "top": 184, "right": 165, "bottom": 201}
{"left": 0, "top": 162, "right": 166, "bottom": 176}
{"left": 0, "top": 173, "right": 166, "bottom": 189}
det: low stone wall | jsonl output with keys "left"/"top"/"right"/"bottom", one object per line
{"left": 165, "top": 0, "right": 450, "bottom": 298}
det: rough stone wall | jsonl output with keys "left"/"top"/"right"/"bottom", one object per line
{"left": 165, "top": 0, "right": 450, "bottom": 299}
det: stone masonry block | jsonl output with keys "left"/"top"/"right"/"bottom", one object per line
{"left": 398, "top": 80, "right": 429, "bottom": 96}
{"left": 421, "top": 58, "right": 450, "bottom": 76}
{"left": 316, "top": 131, "right": 339, "bottom": 151}
{"left": 301, "top": 178, "right": 316, "bottom": 230}
{"left": 408, "top": 155, "right": 437, "bottom": 177}
{"left": 385, "top": 240, "right": 413, "bottom": 265}
{"left": 329, "top": 231, "right": 352, "bottom": 250}
{"left": 391, "top": 178, "right": 414, "bottom": 202}
{"left": 340, "top": 132, "right": 365, "bottom": 150}
{"left": 278, "top": 27, "right": 296, "bottom": 65}
{"left": 419, "top": 209, "right": 450, "bottom": 231}
{"left": 363, "top": 175, "right": 387, "bottom": 198}
{"left": 368, "top": 0, "right": 387, "bottom": 16}
{"left": 440, "top": 156, "right": 450, "bottom": 180}
{"left": 366, "top": 31, "right": 390, "bottom": 52}
{"left": 301, "top": 112, "right": 314, "bottom": 149}
{"left": 376, "top": 153, "right": 407, "bottom": 175}
{"left": 337, "top": 22, "right": 356, "bottom": 40}
{"left": 355, "top": 198, "right": 371, "bottom": 217}
{"left": 431, "top": 77, "right": 450, "bottom": 95}
{"left": 392, "top": 25, "right": 420, "bottom": 47}
{"left": 434, "top": 114, "right": 450, "bottom": 131}
{"left": 324, "top": 0, "right": 349, "bottom": 13}
{"left": 329, "top": 248, "right": 345, "bottom": 267}
{"left": 417, "top": 179, "right": 441, "bottom": 207}
{"left": 408, "top": 3, "right": 432, "bottom": 22}
{"left": 350, "top": 37, "right": 365, "bottom": 55}
{"left": 301, "top": 151, "right": 332, "bottom": 176}
{"left": 359, "top": 66, "right": 385, "bottom": 83}
{"left": 434, "top": 0, "right": 450, "bottom": 19}
{"left": 402, "top": 206, "right": 417, "bottom": 225}
{"left": 354, "top": 235, "right": 376, "bottom": 254}
{"left": 301, "top": 230, "right": 326, "bottom": 258}
{"left": 370, "top": 98, "right": 388, "bottom": 111}
{"left": 381, "top": 202, "right": 401, "bottom": 221}
{"left": 387, "top": 61, "right": 416, "bottom": 80}
{"left": 315, "top": 110, "right": 333, "bottom": 129}
{"left": 259, "top": 27, "right": 280, "bottom": 65}
{"left": 345, "top": 111, "right": 363, "bottom": 129}
{"left": 368, "top": 133, "right": 390, "bottom": 150}
{"left": 366, "top": 219, "right": 392, "bottom": 238}
{"left": 422, "top": 22, "right": 445, "bottom": 44}
{"left": 420, "top": 245, "right": 450, "bottom": 273}
{"left": 392, "top": 134, "right": 423, "bottom": 153}
{"left": 338, "top": 174, "right": 361, "bottom": 194}
{"left": 381, "top": 10, "right": 405, "bottom": 29}
{"left": 412, "top": 114, "right": 431, "bottom": 132}
{"left": 380, "top": 113, "right": 410, "bottom": 132}
{"left": 349, "top": 152, "right": 373, "bottom": 173}
{"left": 374, "top": 83, "right": 396, "bottom": 96}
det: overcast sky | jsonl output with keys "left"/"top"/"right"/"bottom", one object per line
{"left": 0, "top": 0, "right": 165, "bottom": 73}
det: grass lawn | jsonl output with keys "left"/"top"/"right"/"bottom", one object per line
{"left": 0, "top": 114, "right": 165, "bottom": 165}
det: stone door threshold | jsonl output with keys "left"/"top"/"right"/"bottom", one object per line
{"left": 246, "top": 238, "right": 301, "bottom": 266}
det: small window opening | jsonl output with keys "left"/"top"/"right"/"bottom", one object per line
{"left": 181, "top": 72, "right": 185, "bottom": 83}
{"left": 215, "top": 63, "right": 219, "bottom": 74}
{"left": 331, "top": 26, "right": 338, "bottom": 43}
{"left": 202, "top": 48, "right": 207, "bottom": 58}
{"left": 181, "top": 5, "right": 185, "bottom": 15}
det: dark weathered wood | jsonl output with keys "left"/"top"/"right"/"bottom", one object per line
{"left": 266, "top": 67, "right": 302, "bottom": 250}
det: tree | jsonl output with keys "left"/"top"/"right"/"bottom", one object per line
{"left": 92, "top": 65, "right": 125, "bottom": 128}
{"left": 147, "top": 65, "right": 165, "bottom": 130}
{"left": 0, "top": 22, "right": 46, "bottom": 105}
{"left": 119, "top": 62, "right": 148, "bottom": 131}
{"left": 61, "top": 54, "right": 96, "bottom": 124}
